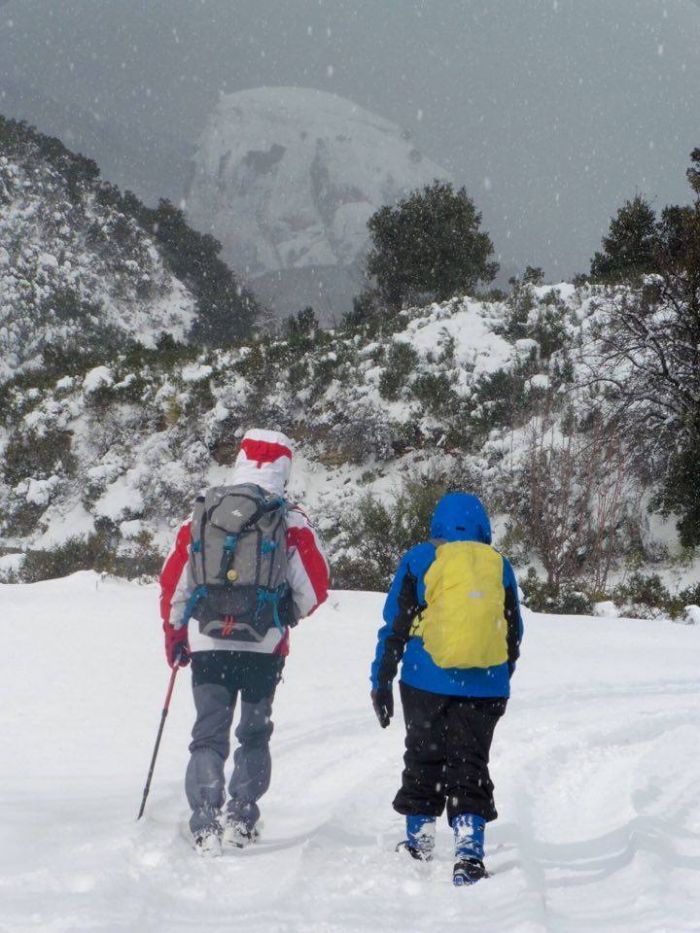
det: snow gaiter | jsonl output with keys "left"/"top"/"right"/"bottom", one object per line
{"left": 451, "top": 812, "right": 485, "bottom": 861}
{"left": 406, "top": 814, "right": 436, "bottom": 859}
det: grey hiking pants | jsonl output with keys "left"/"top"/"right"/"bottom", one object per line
{"left": 186, "top": 651, "right": 284, "bottom": 834}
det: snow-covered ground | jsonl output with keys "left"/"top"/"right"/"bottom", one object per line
{"left": 1, "top": 574, "right": 699, "bottom": 932}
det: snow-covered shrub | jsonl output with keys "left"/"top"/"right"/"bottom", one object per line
{"left": 378, "top": 342, "right": 419, "bottom": 400}
{"left": 326, "top": 407, "right": 394, "bottom": 464}
{"left": 528, "top": 301, "right": 570, "bottom": 360}
{"left": 308, "top": 357, "right": 339, "bottom": 403}
{"left": 21, "top": 533, "right": 111, "bottom": 583}
{"left": 611, "top": 574, "right": 700, "bottom": 621}
{"left": 2, "top": 428, "right": 75, "bottom": 487}
{"left": 507, "top": 411, "right": 639, "bottom": 598}
{"left": 470, "top": 367, "right": 530, "bottom": 435}
{"left": 520, "top": 569, "right": 596, "bottom": 615}
{"left": 611, "top": 573, "right": 675, "bottom": 620}
{"left": 2, "top": 499, "right": 46, "bottom": 539}
{"left": 681, "top": 605, "right": 700, "bottom": 625}
{"left": 332, "top": 475, "right": 451, "bottom": 590}
{"left": 411, "top": 371, "right": 457, "bottom": 416}
{"left": 21, "top": 525, "right": 162, "bottom": 583}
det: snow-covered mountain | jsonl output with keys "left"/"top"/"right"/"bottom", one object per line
{"left": 1, "top": 575, "right": 698, "bottom": 932}
{"left": 4, "top": 1, "right": 700, "bottom": 285}
{"left": 186, "top": 87, "right": 451, "bottom": 322}
{"left": 0, "top": 119, "right": 196, "bottom": 382}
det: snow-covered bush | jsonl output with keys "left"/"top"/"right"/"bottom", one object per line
{"left": 609, "top": 574, "right": 700, "bottom": 621}
{"left": 326, "top": 407, "right": 395, "bottom": 465}
{"left": 519, "top": 568, "right": 596, "bottom": 615}
{"left": 21, "top": 525, "right": 162, "bottom": 583}
{"left": 333, "top": 474, "right": 457, "bottom": 591}
{"left": 378, "top": 342, "right": 419, "bottom": 400}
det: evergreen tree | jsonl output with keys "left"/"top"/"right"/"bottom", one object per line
{"left": 590, "top": 194, "right": 658, "bottom": 281}
{"left": 661, "top": 433, "right": 700, "bottom": 548}
{"left": 596, "top": 151, "right": 700, "bottom": 545}
{"left": 143, "top": 200, "right": 259, "bottom": 346}
{"left": 366, "top": 181, "right": 499, "bottom": 309}
{"left": 284, "top": 307, "right": 319, "bottom": 353}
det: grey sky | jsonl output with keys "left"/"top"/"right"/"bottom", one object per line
{"left": 1, "top": 0, "right": 700, "bottom": 280}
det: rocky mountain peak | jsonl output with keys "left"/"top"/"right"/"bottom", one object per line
{"left": 185, "top": 87, "right": 451, "bottom": 322}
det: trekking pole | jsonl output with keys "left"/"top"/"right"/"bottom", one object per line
{"left": 137, "top": 658, "right": 181, "bottom": 820}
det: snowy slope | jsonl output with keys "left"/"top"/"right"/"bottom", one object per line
{"left": 186, "top": 87, "right": 450, "bottom": 319}
{"left": 1, "top": 575, "right": 699, "bottom": 932}
{"left": 5, "top": 296, "right": 513, "bottom": 557}
{"left": 1, "top": 282, "right": 692, "bottom": 600}
{"left": 0, "top": 124, "right": 197, "bottom": 382}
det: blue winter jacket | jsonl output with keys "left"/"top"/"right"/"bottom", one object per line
{"left": 370, "top": 493, "right": 524, "bottom": 698}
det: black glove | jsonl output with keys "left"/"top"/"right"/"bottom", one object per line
{"left": 371, "top": 687, "right": 394, "bottom": 728}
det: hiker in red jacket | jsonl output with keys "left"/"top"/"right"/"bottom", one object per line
{"left": 160, "top": 428, "right": 329, "bottom": 855}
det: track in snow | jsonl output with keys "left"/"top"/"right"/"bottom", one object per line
{"left": 0, "top": 575, "right": 699, "bottom": 932}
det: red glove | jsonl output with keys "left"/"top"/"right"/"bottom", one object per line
{"left": 163, "top": 622, "right": 190, "bottom": 668}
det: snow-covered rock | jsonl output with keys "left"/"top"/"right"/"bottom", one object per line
{"left": 186, "top": 87, "right": 451, "bottom": 322}
{"left": 682, "top": 604, "right": 700, "bottom": 625}
{"left": 594, "top": 600, "right": 620, "bottom": 618}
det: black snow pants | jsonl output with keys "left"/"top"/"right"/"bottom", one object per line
{"left": 393, "top": 682, "right": 507, "bottom": 824}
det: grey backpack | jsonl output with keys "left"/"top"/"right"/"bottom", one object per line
{"left": 185, "top": 483, "right": 292, "bottom": 643}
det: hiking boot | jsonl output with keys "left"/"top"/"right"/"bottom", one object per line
{"left": 222, "top": 817, "right": 259, "bottom": 849}
{"left": 395, "top": 839, "right": 433, "bottom": 862}
{"left": 453, "top": 857, "right": 488, "bottom": 886}
{"left": 193, "top": 825, "right": 222, "bottom": 858}
{"left": 397, "top": 814, "right": 436, "bottom": 861}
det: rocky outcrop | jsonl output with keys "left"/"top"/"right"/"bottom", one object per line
{"left": 186, "top": 87, "right": 450, "bottom": 322}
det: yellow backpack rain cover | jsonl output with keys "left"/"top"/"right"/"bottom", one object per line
{"left": 411, "top": 541, "right": 508, "bottom": 669}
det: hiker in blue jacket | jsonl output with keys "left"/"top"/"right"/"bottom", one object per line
{"left": 370, "top": 492, "right": 523, "bottom": 885}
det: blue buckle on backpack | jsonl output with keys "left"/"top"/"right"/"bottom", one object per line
{"left": 254, "top": 585, "right": 287, "bottom": 634}
{"left": 183, "top": 584, "right": 207, "bottom": 627}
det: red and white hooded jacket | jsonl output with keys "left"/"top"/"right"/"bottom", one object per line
{"left": 159, "top": 429, "right": 329, "bottom": 656}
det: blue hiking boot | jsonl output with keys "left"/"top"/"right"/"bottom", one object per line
{"left": 453, "top": 857, "right": 488, "bottom": 885}
{"left": 451, "top": 813, "right": 487, "bottom": 886}
{"left": 396, "top": 814, "right": 436, "bottom": 862}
